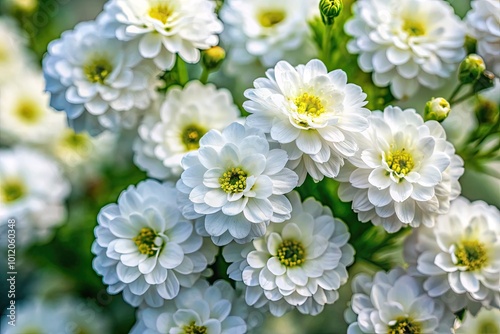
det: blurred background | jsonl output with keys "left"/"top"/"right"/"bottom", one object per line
{"left": 0, "top": 0, "right": 498, "bottom": 333}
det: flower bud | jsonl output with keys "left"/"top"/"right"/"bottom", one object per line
{"left": 475, "top": 98, "right": 499, "bottom": 125}
{"left": 473, "top": 70, "right": 496, "bottom": 93}
{"left": 459, "top": 54, "right": 486, "bottom": 84}
{"left": 425, "top": 97, "right": 451, "bottom": 122}
{"left": 202, "top": 46, "right": 226, "bottom": 72}
{"left": 320, "top": 0, "right": 343, "bottom": 25}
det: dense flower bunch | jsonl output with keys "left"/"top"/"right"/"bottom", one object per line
{"left": 1, "top": 0, "right": 498, "bottom": 332}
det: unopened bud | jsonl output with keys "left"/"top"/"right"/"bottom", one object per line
{"left": 320, "top": 0, "right": 343, "bottom": 25}
{"left": 473, "top": 70, "right": 496, "bottom": 93}
{"left": 425, "top": 97, "right": 451, "bottom": 122}
{"left": 459, "top": 54, "right": 486, "bottom": 84}
{"left": 475, "top": 98, "right": 499, "bottom": 125}
{"left": 202, "top": 46, "right": 226, "bottom": 71}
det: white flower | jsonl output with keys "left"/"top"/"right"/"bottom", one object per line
{"left": 337, "top": 106, "right": 464, "bottom": 233}
{"left": 1, "top": 297, "right": 110, "bottom": 334}
{"left": 0, "top": 18, "right": 28, "bottom": 86}
{"left": 131, "top": 280, "right": 248, "bottom": 334}
{"left": 223, "top": 191, "right": 355, "bottom": 317}
{"left": 133, "top": 81, "right": 240, "bottom": 180}
{"left": 220, "top": 0, "right": 318, "bottom": 76}
{"left": 345, "top": 268, "right": 456, "bottom": 334}
{"left": 404, "top": 197, "right": 500, "bottom": 313}
{"left": 176, "top": 122, "right": 298, "bottom": 246}
{"left": 99, "top": 0, "right": 223, "bottom": 70}
{"left": 0, "top": 147, "right": 70, "bottom": 248}
{"left": 0, "top": 70, "right": 67, "bottom": 146}
{"left": 456, "top": 308, "right": 500, "bottom": 334}
{"left": 243, "top": 59, "right": 370, "bottom": 185}
{"left": 92, "top": 180, "right": 218, "bottom": 307}
{"left": 466, "top": 0, "right": 500, "bottom": 77}
{"left": 43, "top": 20, "right": 160, "bottom": 135}
{"left": 345, "top": 0, "right": 466, "bottom": 99}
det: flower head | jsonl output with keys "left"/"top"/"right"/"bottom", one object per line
{"left": 177, "top": 122, "right": 298, "bottom": 246}
{"left": 244, "top": 59, "right": 370, "bottom": 184}
{"left": 92, "top": 180, "right": 217, "bottom": 307}
{"left": 345, "top": 0, "right": 466, "bottom": 99}
{"left": 43, "top": 20, "right": 160, "bottom": 135}
{"left": 345, "top": 268, "right": 456, "bottom": 334}
{"left": 133, "top": 81, "right": 240, "bottom": 180}
{"left": 404, "top": 197, "right": 500, "bottom": 312}
{"left": 99, "top": 0, "right": 223, "bottom": 70}
{"left": 223, "top": 191, "right": 354, "bottom": 316}
{"left": 424, "top": 97, "right": 451, "bottom": 122}
{"left": 0, "top": 147, "right": 70, "bottom": 248}
{"left": 338, "top": 106, "right": 464, "bottom": 232}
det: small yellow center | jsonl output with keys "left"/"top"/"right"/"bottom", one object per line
{"left": 403, "top": 19, "right": 426, "bottom": 37}
{"left": 0, "top": 178, "right": 26, "bottom": 203}
{"left": 15, "top": 100, "right": 42, "bottom": 124}
{"left": 149, "top": 4, "right": 173, "bottom": 24}
{"left": 183, "top": 321, "right": 207, "bottom": 334}
{"left": 133, "top": 228, "right": 160, "bottom": 256}
{"left": 181, "top": 125, "right": 206, "bottom": 151}
{"left": 277, "top": 239, "right": 306, "bottom": 267}
{"left": 479, "top": 321, "right": 500, "bottom": 334}
{"left": 386, "top": 149, "right": 414, "bottom": 175}
{"left": 388, "top": 317, "right": 421, "bottom": 334}
{"left": 455, "top": 240, "right": 488, "bottom": 271}
{"left": 294, "top": 93, "right": 325, "bottom": 118}
{"left": 84, "top": 57, "right": 113, "bottom": 84}
{"left": 258, "top": 10, "right": 286, "bottom": 28}
{"left": 219, "top": 167, "right": 247, "bottom": 194}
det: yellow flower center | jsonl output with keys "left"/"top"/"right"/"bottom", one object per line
{"left": 403, "top": 19, "right": 426, "bottom": 37}
{"left": 84, "top": 57, "right": 113, "bottom": 84}
{"left": 386, "top": 148, "right": 414, "bottom": 176}
{"left": 133, "top": 227, "right": 160, "bottom": 256}
{"left": 181, "top": 125, "right": 206, "bottom": 151}
{"left": 258, "top": 10, "right": 286, "bottom": 28}
{"left": 388, "top": 317, "right": 421, "bottom": 334}
{"left": 15, "top": 99, "right": 42, "bottom": 124}
{"left": 479, "top": 321, "right": 500, "bottom": 334}
{"left": 0, "top": 178, "right": 26, "bottom": 203}
{"left": 455, "top": 240, "right": 488, "bottom": 271}
{"left": 294, "top": 93, "right": 326, "bottom": 118}
{"left": 219, "top": 167, "right": 247, "bottom": 194}
{"left": 149, "top": 4, "right": 174, "bottom": 24}
{"left": 277, "top": 239, "right": 306, "bottom": 267}
{"left": 183, "top": 321, "right": 207, "bottom": 334}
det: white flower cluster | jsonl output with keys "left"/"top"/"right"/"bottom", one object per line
{"left": 345, "top": 0, "right": 466, "bottom": 99}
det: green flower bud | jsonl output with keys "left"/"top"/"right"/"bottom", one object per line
{"left": 459, "top": 54, "right": 486, "bottom": 84}
{"left": 473, "top": 70, "right": 496, "bottom": 94}
{"left": 424, "top": 97, "right": 451, "bottom": 122}
{"left": 320, "top": 0, "right": 343, "bottom": 25}
{"left": 475, "top": 98, "right": 499, "bottom": 125}
{"left": 202, "top": 46, "right": 226, "bottom": 71}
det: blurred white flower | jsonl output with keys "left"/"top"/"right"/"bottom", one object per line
{"left": 133, "top": 81, "right": 240, "bottom": 180}
{"left": 0, "top": 297, "right": 110, "bottom": 334}
{"left": 99, "top": 0, "right": 223, "bottom": 70}
{"left": 338, "top": 106, "right": 464, "bottom": 233}
{"left": 0, "top": 146, "right": 70, "bottom": 247}
{"left": 43, "top": 20, "right": 160, "bottom": 135}
{"left": 220, "top": 0, "right": 318, "bottom": 80}
{"left": 0, "top": 71, "right": 67, "bottom": 146}
{"left": 177, "top": 122, "right": 298, "bottom": 246}
{"left": 92, "top": 180, "right": 218, "bottom": 307}
{"left": 466, "top": 0, "right": 500, "bottom": 76}
{"left": 131, "top": 280, "right": 248, "bottom": 334}
{"left": 244, "top": 59, "right": 370, "bottom": 185}
{"left": 404, "top": 197, "right": 500, "bottom": 313}
{"left": 223, "top": 191, "right": 354, "bottom": 317}
{"left": 345, "top": 0, "right": 466, "bottom": 99}
{"left": 456, "top": 308, "right": 500, "bottom": 334}
{"left": 0, "top": 18, "right": 28, "bottom": 86}
{"left": 345, "top": 268, "right": 456, "bottom": 334}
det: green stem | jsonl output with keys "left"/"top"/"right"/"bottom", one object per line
{"left": 177, "top": 57, "right": 189, "bottom": 85}
{"left": 450, "top": 90, "right": 475, "bottom": 105}
{"left": 322, "top": 24, "right": 333, "bottom": 64}
{"left": 200, "top": 68, "right": 210, "bottom": 84}
{"left": 448, "top": 83, "right": 464, "bottom": 103}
